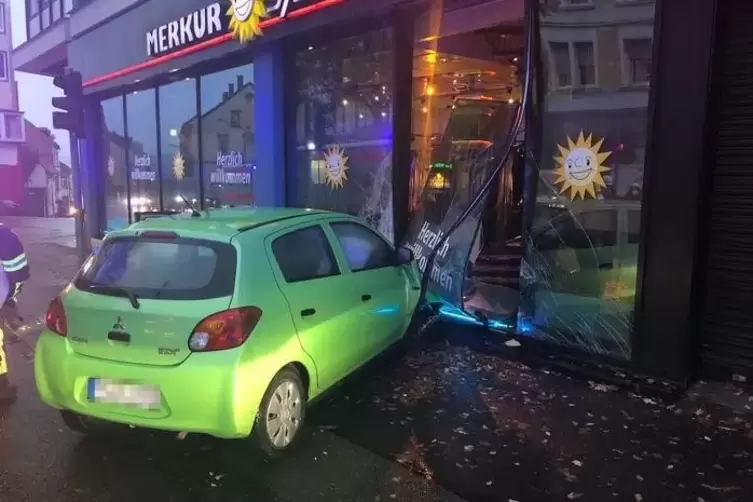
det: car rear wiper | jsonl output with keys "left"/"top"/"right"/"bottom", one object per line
{"left": 88, "top": 284, "right": 141, "bottom": 309}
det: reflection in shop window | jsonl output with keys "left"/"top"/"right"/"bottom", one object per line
{"left": 230, "top": 110, "right": 241, "bottom": 128}
{"left": 100, "top": 96, "right": 129, "bottom": 231}
{"left": 574, "top": 41, "right": 595, "bottom": 86}
{"left": 199, "top": 64, "right": 255, "bottom": 208}
{"left": 126, "top": 89, "right": 160, "bottom": 219}
{"left": 624, "top": 38, "right": 652, "bottom": 85}
{"left": 217, "top": 133, "right": 229, "bottom": 153}
{"left": 290, "top": 29, "right": 395, "bottom": 242}
{"left": 550, "top": 42, "right": 571, "bottom": 87}
{"left": 159, "top": 79, "right": 200, "bottom": 213}
{"left": 310, "top": 160, "right": 327, "bottom": 185}
{"left": 519, "top": 0, "right": 657, "bottom": 359}
{"left": 560, "top": 0, "right": 593, "bottom": 6}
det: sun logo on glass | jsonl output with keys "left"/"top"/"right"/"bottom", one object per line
{"left": 554, "top": 131, "right": 612, "bottom": 200}
{"left": 172, "top": 151, "right": 186, "bottom": 180}
{"left": 323, "top": 145, "right": 349, "bottom": 190}
{"left": 227, "top": 0, "right": 267, "bottom": 43}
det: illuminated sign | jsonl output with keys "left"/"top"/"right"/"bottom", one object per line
{"left": 147, "top": 0, "right": 320, "bottom": 57}
{"left": 216, "top": 151, "right": 245, "bottom": 167}
{"left": 132, "top": 154, "right": 156, "bottom": 181}
{"left": 212, "top": 151, "right": 253, "bottom": 184}
{"left": 431, "top": 162, "right": 453, "bottom": 170}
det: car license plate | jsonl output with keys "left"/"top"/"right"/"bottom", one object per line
{"left": 87, "top": 378, "right": 161, "bottom": 409}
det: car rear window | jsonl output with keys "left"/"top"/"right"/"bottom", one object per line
{"left": 74, "top": 236, "right": 237, "bottom": 300}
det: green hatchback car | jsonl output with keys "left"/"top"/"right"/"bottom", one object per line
{"left": 35, "top": 208, "right": 420, "bottom": 455}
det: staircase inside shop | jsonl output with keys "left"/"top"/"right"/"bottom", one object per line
{"left": 470, "top": 240, "right": 522, "bottom": 290}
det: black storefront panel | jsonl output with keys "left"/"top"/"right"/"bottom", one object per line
{"left": 699, "top": 0, "right": 753, "bottom": 378}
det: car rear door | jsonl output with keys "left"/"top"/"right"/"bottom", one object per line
{"left": 64, "top": 231, "right": 237, "bottom": 366}
{"left": 266, "top": 222, "right": 364, "bottom": 391}
{"left": 325, "top": 220, "right": 410, "bottom": 359}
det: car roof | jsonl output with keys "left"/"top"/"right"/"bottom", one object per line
{"left": 112, "top": 207, "right": 341, "bottom": 239}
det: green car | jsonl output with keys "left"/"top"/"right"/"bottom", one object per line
{"left": 35, "top": 207, "right": 420, "bottom": 456}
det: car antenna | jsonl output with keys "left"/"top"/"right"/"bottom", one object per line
{"left": 180, "top": 195, "right": 201, "bottom": 218}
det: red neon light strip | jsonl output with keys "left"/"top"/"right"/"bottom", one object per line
{"left": 83, "top": 0, "right": 346, "bottom": 88}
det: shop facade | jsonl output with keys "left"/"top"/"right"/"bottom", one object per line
{"left": 67, "top": 0, "right": 718, "bottom": 385}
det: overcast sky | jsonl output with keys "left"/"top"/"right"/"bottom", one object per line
{"left": 10, "top": 0, "right": 71, "bottom": 164}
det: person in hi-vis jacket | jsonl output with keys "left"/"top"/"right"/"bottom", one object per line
{"left": 0, "top": 224, "right": 29, "bottom": 404}
{"left": 0, "top": 223, "right": 30, "bottom": 302}
{"left": 0, "top": 265, "right": 16, "bottom": 404}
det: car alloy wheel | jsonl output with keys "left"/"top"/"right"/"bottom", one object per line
{"left": 265, "top": 379, "right": 303, "bottom": 449}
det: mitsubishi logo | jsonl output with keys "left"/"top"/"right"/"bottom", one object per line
{"left": 113, "top": 316, "right": 125, "bottom": 332}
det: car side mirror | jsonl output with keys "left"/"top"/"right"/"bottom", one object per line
{"left": 396, "top": 246, "right": 414, "bottom": 266}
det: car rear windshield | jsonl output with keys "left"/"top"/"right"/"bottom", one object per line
{"left": 74, "top": 236, "right": 237, "bottom": 300}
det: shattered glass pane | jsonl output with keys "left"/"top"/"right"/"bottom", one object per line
{"left": 517, "top": 1, "right": 657, "bottom": 359}
{"left": 403, "top": 99, "right": 518, "bottom": 307}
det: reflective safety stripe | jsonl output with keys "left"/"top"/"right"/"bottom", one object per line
{"left": 1, "top": 253, "right": 27, "bottom": 273}
{"left": 0, "top": 328, "right": 6, "bottom": 376}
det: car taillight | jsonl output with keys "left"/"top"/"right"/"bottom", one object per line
{"left": 188, "top": 307, "right": 262, "bottom": 352}
{"left": 45, "top": 296, "right": 68, "bottom": 337}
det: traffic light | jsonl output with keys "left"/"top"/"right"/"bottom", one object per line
{"left": 52, "top": 69, "right": 85, "bottom": 138}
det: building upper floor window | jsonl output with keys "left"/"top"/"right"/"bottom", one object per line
{"left": 624, "top": 38, "right": 653, "bottom": 85}
{"left": 0, "top": 112, "right": 25, "bottom": 142}
{"left": 0, "top": 2, "right": 6, "bottom": 34}
{"left": 26, "top": 0, "right": 71, "bottom": 40}
{"left": 0, "top": 52, "right": 8, "bottom": 81}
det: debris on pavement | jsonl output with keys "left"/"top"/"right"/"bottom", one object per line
{"left": 309, "top": 338, "right": 753, "bottom": 502}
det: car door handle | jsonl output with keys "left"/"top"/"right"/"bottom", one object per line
{"left": 361, "top": 294, "right": 372, "bottom": 302}
{"left": 301, "top": 308, "right": 316, "bottom": 317}
{"left": 599, "top": 262, "right": 613, "bottom": 270}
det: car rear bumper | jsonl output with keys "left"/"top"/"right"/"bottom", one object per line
{"left": 34, "top": 331, "right": 268, "bottom": 439}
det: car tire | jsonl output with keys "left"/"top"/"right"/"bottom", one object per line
{"left": 252, "top": 367, "right": 307, "bottom": 458}
{"left": 60, "top": 410, "right": 107, "bottom": 434}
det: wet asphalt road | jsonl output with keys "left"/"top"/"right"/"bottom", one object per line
{"left": 3, "top": 327, "right": 753, "bottom": 502}
{"left": 0, "top": 338, "right": 460, "bottom": 502}
{"left": 1, "top": 218, "right": 753, "bottom": 501}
